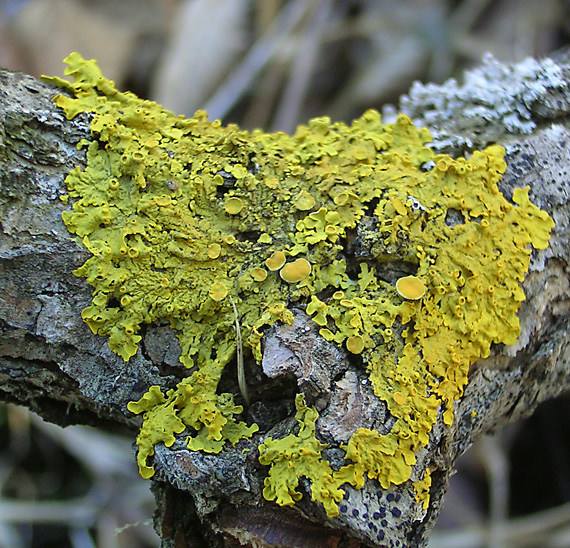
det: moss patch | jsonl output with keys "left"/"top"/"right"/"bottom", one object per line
{"left": 45, "top": 53, "right": 554, "bottom": 517}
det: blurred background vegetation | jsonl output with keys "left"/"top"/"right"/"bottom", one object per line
{"left": 1, "top": 1, "right": 570, "bottom": 547}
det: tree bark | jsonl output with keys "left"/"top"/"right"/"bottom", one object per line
{"left": 0, "top": 54, "right": 569, "bottom": 548}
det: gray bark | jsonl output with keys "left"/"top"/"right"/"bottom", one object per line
{"left": 0, "top": 54, "right": 569, "bottom": 548}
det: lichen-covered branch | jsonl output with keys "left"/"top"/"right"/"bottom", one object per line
{"left": 0, "top": 53, "right": 569, "bottom": 548}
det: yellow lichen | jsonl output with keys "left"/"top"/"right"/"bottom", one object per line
{"left": 265, "top": 251, "right": 287, "bottom": 271}
{"left": 413, "top": 469, "right": 432, "bottom": 510}
{"left": 250, "top": 268, "right": 268, "bottom": 282}
{"left": 279, "top": 258, "right": 312, "bottom": 283}
{"left": 394, "top": 392, "right": 406, "bottom": 405}
{"left": 396, "top": 275, "right": 427, "bottom": 300}
{"left": 209, "top": 282, "right": 228, "bottom": 302}
{"left": 258, "top": 233, "right": 272, "bottom": 244}
{"left": 294, "top": 190, "right": 317, "bottom": 211}
{"left": 346, "top": 334, "right": 365, "bottom": 354}
{"left": 224, "top": 197, "right": 244, "bottom": 215}
{"left": 259, "top": 394, "right": 346, "bottom": 517}
{"left": 207, "top": 243, "right": 222, "bottom": 259}
{"left": 47, "top": 53, "right": 554, "bottom": 517}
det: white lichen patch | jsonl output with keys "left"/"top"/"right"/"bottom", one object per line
{"left": 400, "top": 53, "right": 568, "bottom": 150}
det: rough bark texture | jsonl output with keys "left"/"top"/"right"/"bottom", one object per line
{"left": 0, "top": 55, "right": 569, "bottom": 548}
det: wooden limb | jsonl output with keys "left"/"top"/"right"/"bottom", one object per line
{"left": 0, "top": 54, "right": 569, "bottom": 547}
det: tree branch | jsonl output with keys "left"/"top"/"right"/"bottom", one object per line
{"left": 0, "top": 53, "right": 569, "bottom": 548}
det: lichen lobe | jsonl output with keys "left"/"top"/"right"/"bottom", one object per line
{"left": 46, "top": 52, "right": 555, "bottom": 519}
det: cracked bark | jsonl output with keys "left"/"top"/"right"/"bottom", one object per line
{"left": 0, "top": 56, "right": 569, "bottom": 548}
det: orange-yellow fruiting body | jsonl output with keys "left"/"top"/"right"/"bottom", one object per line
{"left": 279, "top": 258, "right": 312, "bottom": 283}
{"left": 225, "top": 197, "right": 244, "bottom": 215}
{"left": 209, "top": 282, "right": 228, "bottom": 302}
{"left": 294, "top": 190, "right": 317, "bottom": 210}
{"left": 265, "top": 251, "right": 286, "bottom": 271}
{"left": 346, "top": 335, "right": 365, "bottom": 354}
{"left": 396, "top": 276, "right": 427, "bottom": 300}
